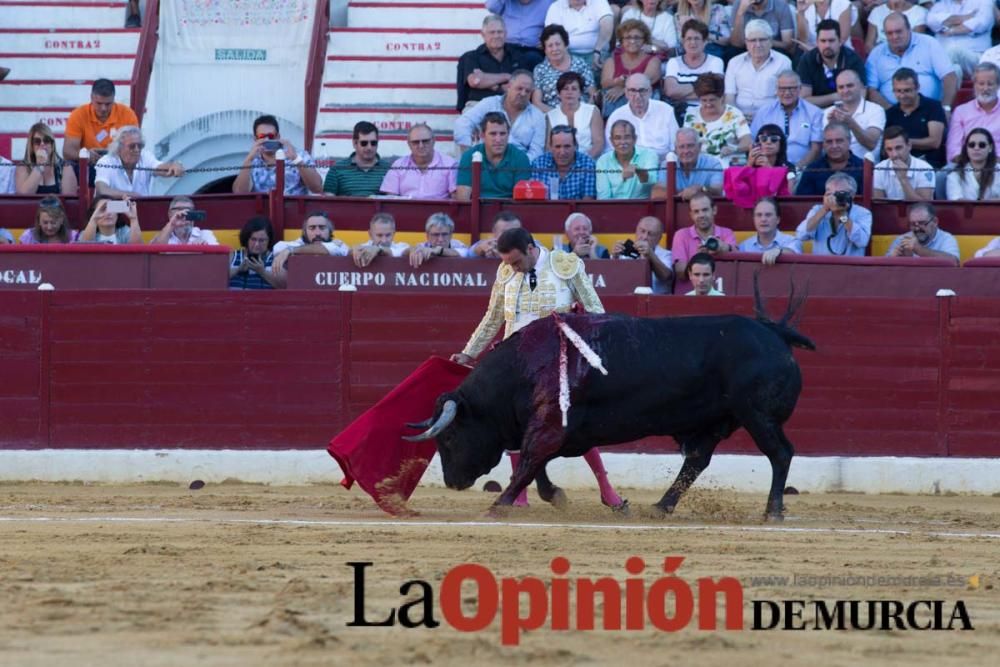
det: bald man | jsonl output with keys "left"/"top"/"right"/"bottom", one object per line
{"left": 605, "top": 73, "right": 678, "bottom": 160}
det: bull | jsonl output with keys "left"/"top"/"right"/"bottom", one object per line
{"left": 405, "top": 293, "right": 815, "bottom": 520}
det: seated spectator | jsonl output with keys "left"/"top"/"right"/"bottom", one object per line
{"left": 233, "top": 114, "right": 321, "bottom": 196}
{"left": 600, "top": 20, "right": 663, "bottom": 118}
{"left": 671, "top": 191, "right": 736, "bottom": 292}
{"left": 531, "top": 124, "right": 597, "bottom": 199}
{"left": 0, "top": 156, "right": 14, "bottom": 194}
{"left": 675, "top": 0, "right": 732, "bottom": 60}
{"left": 273, "top": 212, "right": 350, "bottom": 273}
{"left": 663, "top": 19, "right": 725, "bottom": 114}
{"left": 19, "top": 197, "right": 79, "bottom": 244}
{"left": 724, "top": 124, "right": 795, "bottom": 201}
{"left": 544, "top": 0, "right": 614, "bottom": 65}
{"left": 872, "top": 126, "right": 934, "bottom": 201}
{"left": 865, "top": 0, "right": 927, "bottom": 52}
{"left": 352, "top": 213, "right": 411, "bottom": 267}
{"left": 823, "top": 69, "right": 884, "bottom": 159}
{"left": 611, "top": 215, "right": 673, "bottom": 293}
{"left": 95, "top": 126, "right": 184, "bottom": 198}
{"left": 886, "top": 202, "right": 961, "bottom": 265}
{"left": 738, "top": 196, "right": 802, "bottom": 264}
{"left": 596, "top": 119, "right": 659, "bottom": 199}
{"left": 229, "top": 216, "right": 282, "bottom": 290}
{"left": 652, "top": 127, "right": 724, "bottom": 199}
{"left": 380, "top": 124, "right": 457, "bottom": 200}
{"left": 149, "top": 196, "right": 219, "bottom": 245}
{"left": 531, "top": 24, "right": 597, "bottom": 112}
{"left": 15, "top": 122, "right": 78, "bottom": 195}
{"left": 470, "top": 211, "right": 523, "bottom": 258}
{"left": 560, "top": 212, "right": 610, "bottom": 259}
{"left": 926, "top": 0, "right": 994, "bottom": 80}
{"left": 973, "top": 236, "right": 1000, "bottom": 258}
{"left": 684, "top": 73, "right": 750, "bottom": 166}
{"left": 730, "top": 0, "right": 795, "bottom": 54}
{"left": 77, "top": 195, "right": 143, "bottom": 245}
{"left": 606, "top": 73, "right": 677, "bottom": 160}
{"left": 797, "top": 19, "right": 865, "bottom": 110}
{"left": 323, "top": 121, "right": 391, "bottom": 196}
{"left": 945, "top": 62, "right": 1000, "bottom": 163}
{"left": 946, "top": 128, "right": 1000, "bottom": 200}
{"left": 796, "top": 122, "right": 866, "bottom": 195}
{"left": 866, "top": 12, "right": 957, "bottom": 109}
{"left": 885, "top": 67, "right": 946, "bottom": 168}
{"left": 724, "top": 18, "right": 792, "bottom": 120}
{"left": 545, "top": 71, "right": 604, "bottom": 158}
{"left": 456, "top": 112, "right": 533, "bottom": 200}
{"left": 980, "top": 43, "right": 1000, "bottom": 70}
{"left": 455, "top": 70, "right": 546, "bottom": 160}
{"left": 484, "top": 1, "right": 550, "bottom": 67}
{"left": 63, "top": 79, "right": 138, "bottom": 165}
{"left": 795, "top": 0, "right": 852, "bottom": 52}
{"left": 685, "top": 252, "right": 724, "bottom": 296}
{"left": 750, "top": 71, "right": 822, "bottom": 171}
{"left": 795, "top": 172, "right": 872, "bottom": 256}
{"left": 623, "top": 0, "right": 679, "bottom": 56}
{"left": 408, "top": 213, "right": 470, "bottom": 267}
{"left": 457, "top": 15, "right": 531, "bottom": 111}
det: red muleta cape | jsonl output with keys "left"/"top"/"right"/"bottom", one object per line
{"left": 327, "top": 356, "right": 471, "bottom": 515}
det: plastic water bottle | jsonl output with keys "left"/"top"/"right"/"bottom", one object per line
{"left": 549, "top": 175, "right": 560, "bottom": 200}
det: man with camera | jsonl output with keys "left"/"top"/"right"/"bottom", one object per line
{"left": 232, "top": 114, "right": 322, "bottom": 196}
{"left": 149, "top": 196, "right": 219, "bottom": 246}
{"left": 611, "top": 216, "right": 673, "bottom": 294}
{"left": 795, "top": 172, "right": 872, "bottom": 256}
{"left": 671, "top": 191, "right": 737, "bottom": 293}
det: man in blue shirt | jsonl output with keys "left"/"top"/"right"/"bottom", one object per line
{"left": 796, "top": 122, "right": 866, "bottom": 196}
{"left": 456, "top": 112, "right": 532, "bottom": 199}
{"left": 795, "top": 172, "right": 872, "bottom": 256}
{"left": 651, "top": 127, "right": 723, "bottom": 200}
{"left": 750, "top": 70, "right": 822, "bottom": 170}
{"left": 865, "top": 12, "right": 957, "bottom": 110}
{"left": 454, "top": 70, "right": 546, "bottom": 160}
{"left": 530, "top": 124, "right": 596, "bottom": 199}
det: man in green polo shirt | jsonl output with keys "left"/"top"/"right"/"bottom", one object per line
{"left": 323, "top": 121, "right": 392, "bottom": 196}
{"left": 455, "top": 111, "right": 531, "bottom": 199}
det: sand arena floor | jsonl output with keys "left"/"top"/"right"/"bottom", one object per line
{"left": 0, "top": 482, "right": 998, "bottom": 666}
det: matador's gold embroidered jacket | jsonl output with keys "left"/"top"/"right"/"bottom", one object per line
{"left": 461, "top": 247, "right": 604, "bottom": 358}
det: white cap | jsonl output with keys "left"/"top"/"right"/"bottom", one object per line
{"left": 275, "top": 148, "right": 287, "bottom": 161}
{"left": 37, "top": 283, "right": 55, "bottom": 291}
{"left": 935, "top": 288, "right": 956, "bottom": 297}
{"left": 633, "top": 286, "right": 653, "bottom": 295}
{"left": 338, "top": 284, "right": 358, "bottom": 292}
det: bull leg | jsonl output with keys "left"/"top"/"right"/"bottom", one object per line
{"left": 653, "top": 433, "right": 720, "bottom": 515}
{"left": 742, "top": 423, "right": 795, "bottom": 522}
{"left": 493, "top": 409, "right": 565, "bottom": 513}
{"left": 506, "top": 451, "right": 529, "bottom": 506}
{"left": 534, "top": 466, "right": 568, "bottom": 509}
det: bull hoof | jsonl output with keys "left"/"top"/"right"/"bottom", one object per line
{"left": 603, "top": 498, "right": 631, "bottom": 517}
{"left": 486, "top": 504, "right": 513, "bottom": 519}
{"left": 651, "top": 503, "right": 675, "bottom": 517}
{"left": 763, "top": 512, "right": 785, "bottom": 523}
{"left": 546, "top": 487, "right": 569, "bottom": 509}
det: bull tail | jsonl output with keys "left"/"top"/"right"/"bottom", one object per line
{"left": 753, "top": 270, "right": 816, "bottom": 351}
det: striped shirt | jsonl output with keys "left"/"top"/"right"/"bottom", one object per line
{"left": 229, "top": 250, "right": 275, "bottom": 290}
{"left": 323, "top": 154, "right": 392, "bottom": 196}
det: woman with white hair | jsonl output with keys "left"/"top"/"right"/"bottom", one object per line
{"left": 94, "top": 125, "right": 184, "bottom": 198}
{"left": 408, "top": 212, "right": 470, "bottom": 267}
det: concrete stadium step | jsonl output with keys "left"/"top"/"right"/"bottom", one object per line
{"left": 318, "top": 106, "right": 458, "bottom": 134}
{"left": 327, "top": 27, "right": 480, "bottom": 59}
{"left": 322, "top": 82, "right": 456, "bottom": 108}
{"left": 0, "top": 108, "right": 72, "bottom": 135}
{"left": 313, "top": 130, "right": 456, "bottom": 161}
{"left": 325, "top": 56, "right": 456, "bottom": 85}
{"left": 0, "top": 28, "right": 140, "bottom": 54}
{"left": 0, "top": 0, "right": 131, "bottom": 29}
{"left": 0, "top": 80, "right": 132, "bottom": 108}
{"left": 0, "top": 55, "right": 135, "bottom": 81}
{"left": 346, "top": 1, "right": 487, "bottom": 30}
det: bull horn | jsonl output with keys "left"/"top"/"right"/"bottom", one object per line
{"left": 405, "top": 417, "right": 435, "bottom": 430}
{"left": 402, "top": 400, "right": 457, "bottom": 442}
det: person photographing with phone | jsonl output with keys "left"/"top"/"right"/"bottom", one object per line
{"left": 77, "top": 195, "right": 143, "bottom": 245}
{"left": 149, "top": 196, "right": 219, "bottom": 246}
{"left": 232, "top": 114, "right": 322, "bottom": 195}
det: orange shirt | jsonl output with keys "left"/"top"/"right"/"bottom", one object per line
{"left": 65, "top": 102, "right": 139, "bottom": 150}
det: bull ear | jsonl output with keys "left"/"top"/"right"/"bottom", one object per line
{"left": 402, "top": 399, "right": 457, "bottom": 442}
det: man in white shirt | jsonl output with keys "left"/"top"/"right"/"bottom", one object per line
{"left": 605, "top": 73, "right": 677, "bottom": 160}
{"left": 454, "top": 70, "right": 546, "bottom": 161}
{"left": 724, "top": 19, "right": 792, "bottom": 120}
{"left": 273, "top": 212, "right": 351, "bottom": 274}
{"left": 926, "top": 0, "right": 995, "bottom": 78}
{"left": 149, "top": 196, "right": 219, "bottom": 246}
{"left": 611, "top": 215, "right": 673, "bottom": 294}
{"left": 886, "top": 202, "right": 961, "bottom": 264}
{"left": 94, "top": 125, "right": 183, "bottom": 197}
{"left": 823, "top": 69, "right": 885, "bottom": 159}
{"left": 873, "top": 126, "right": 935, "bottom": 200}
{"left": 352, "top": 212, "right": 411, "bottom": 267}
{"left": 544, "top": 0, "right": 613, "bottom": 65}
{"left": 407, "top": 212, "right": 471, "bottom": 268}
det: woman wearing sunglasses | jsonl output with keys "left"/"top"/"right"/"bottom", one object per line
{"left": 19, "top": 197, "right": 78, "bottom": 244}
{"left": 724, "top": 124, "right": 794, "bottom": 205}
{"left": 946, "top": 128, "right": 1000, "bottom": 201}
{"left": 15, "top": 122, "right": 78, "bottom": 195}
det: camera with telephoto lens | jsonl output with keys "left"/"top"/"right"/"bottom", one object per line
{"left": 833, "top": 190, "right": 852, "bottom": 207}
{"left": 622, "top": 239, "right": 641, "bottom": 259}
{"left": 704, "top": 237, "right": 720, "bottom": 252}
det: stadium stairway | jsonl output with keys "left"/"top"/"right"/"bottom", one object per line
{"left": 314, "top": 0, "right": 486, "bottom": 159}
{"left": 0, "top": 0, "right": 140, "bottom": 161}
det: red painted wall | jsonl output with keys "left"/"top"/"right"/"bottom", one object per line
{"left": 0, "top": 292, "right": 997, "bottom": 457}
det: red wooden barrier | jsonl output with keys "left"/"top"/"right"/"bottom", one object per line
{"left": 1, "top": 291, "right": 998, "bottom": 457}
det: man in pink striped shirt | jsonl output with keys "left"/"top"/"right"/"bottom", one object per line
{"left": 379, "top": 124, "right": 457, "bottom": 200}
{"left": 670, "top": 192, "right": 737, "bottom": 294}
{"left": 946, "top": 62, "right": 1000, "bottom": 162}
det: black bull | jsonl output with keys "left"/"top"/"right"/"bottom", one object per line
{"left": 407, "top": 310, "right": 815, "bottom": 519}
